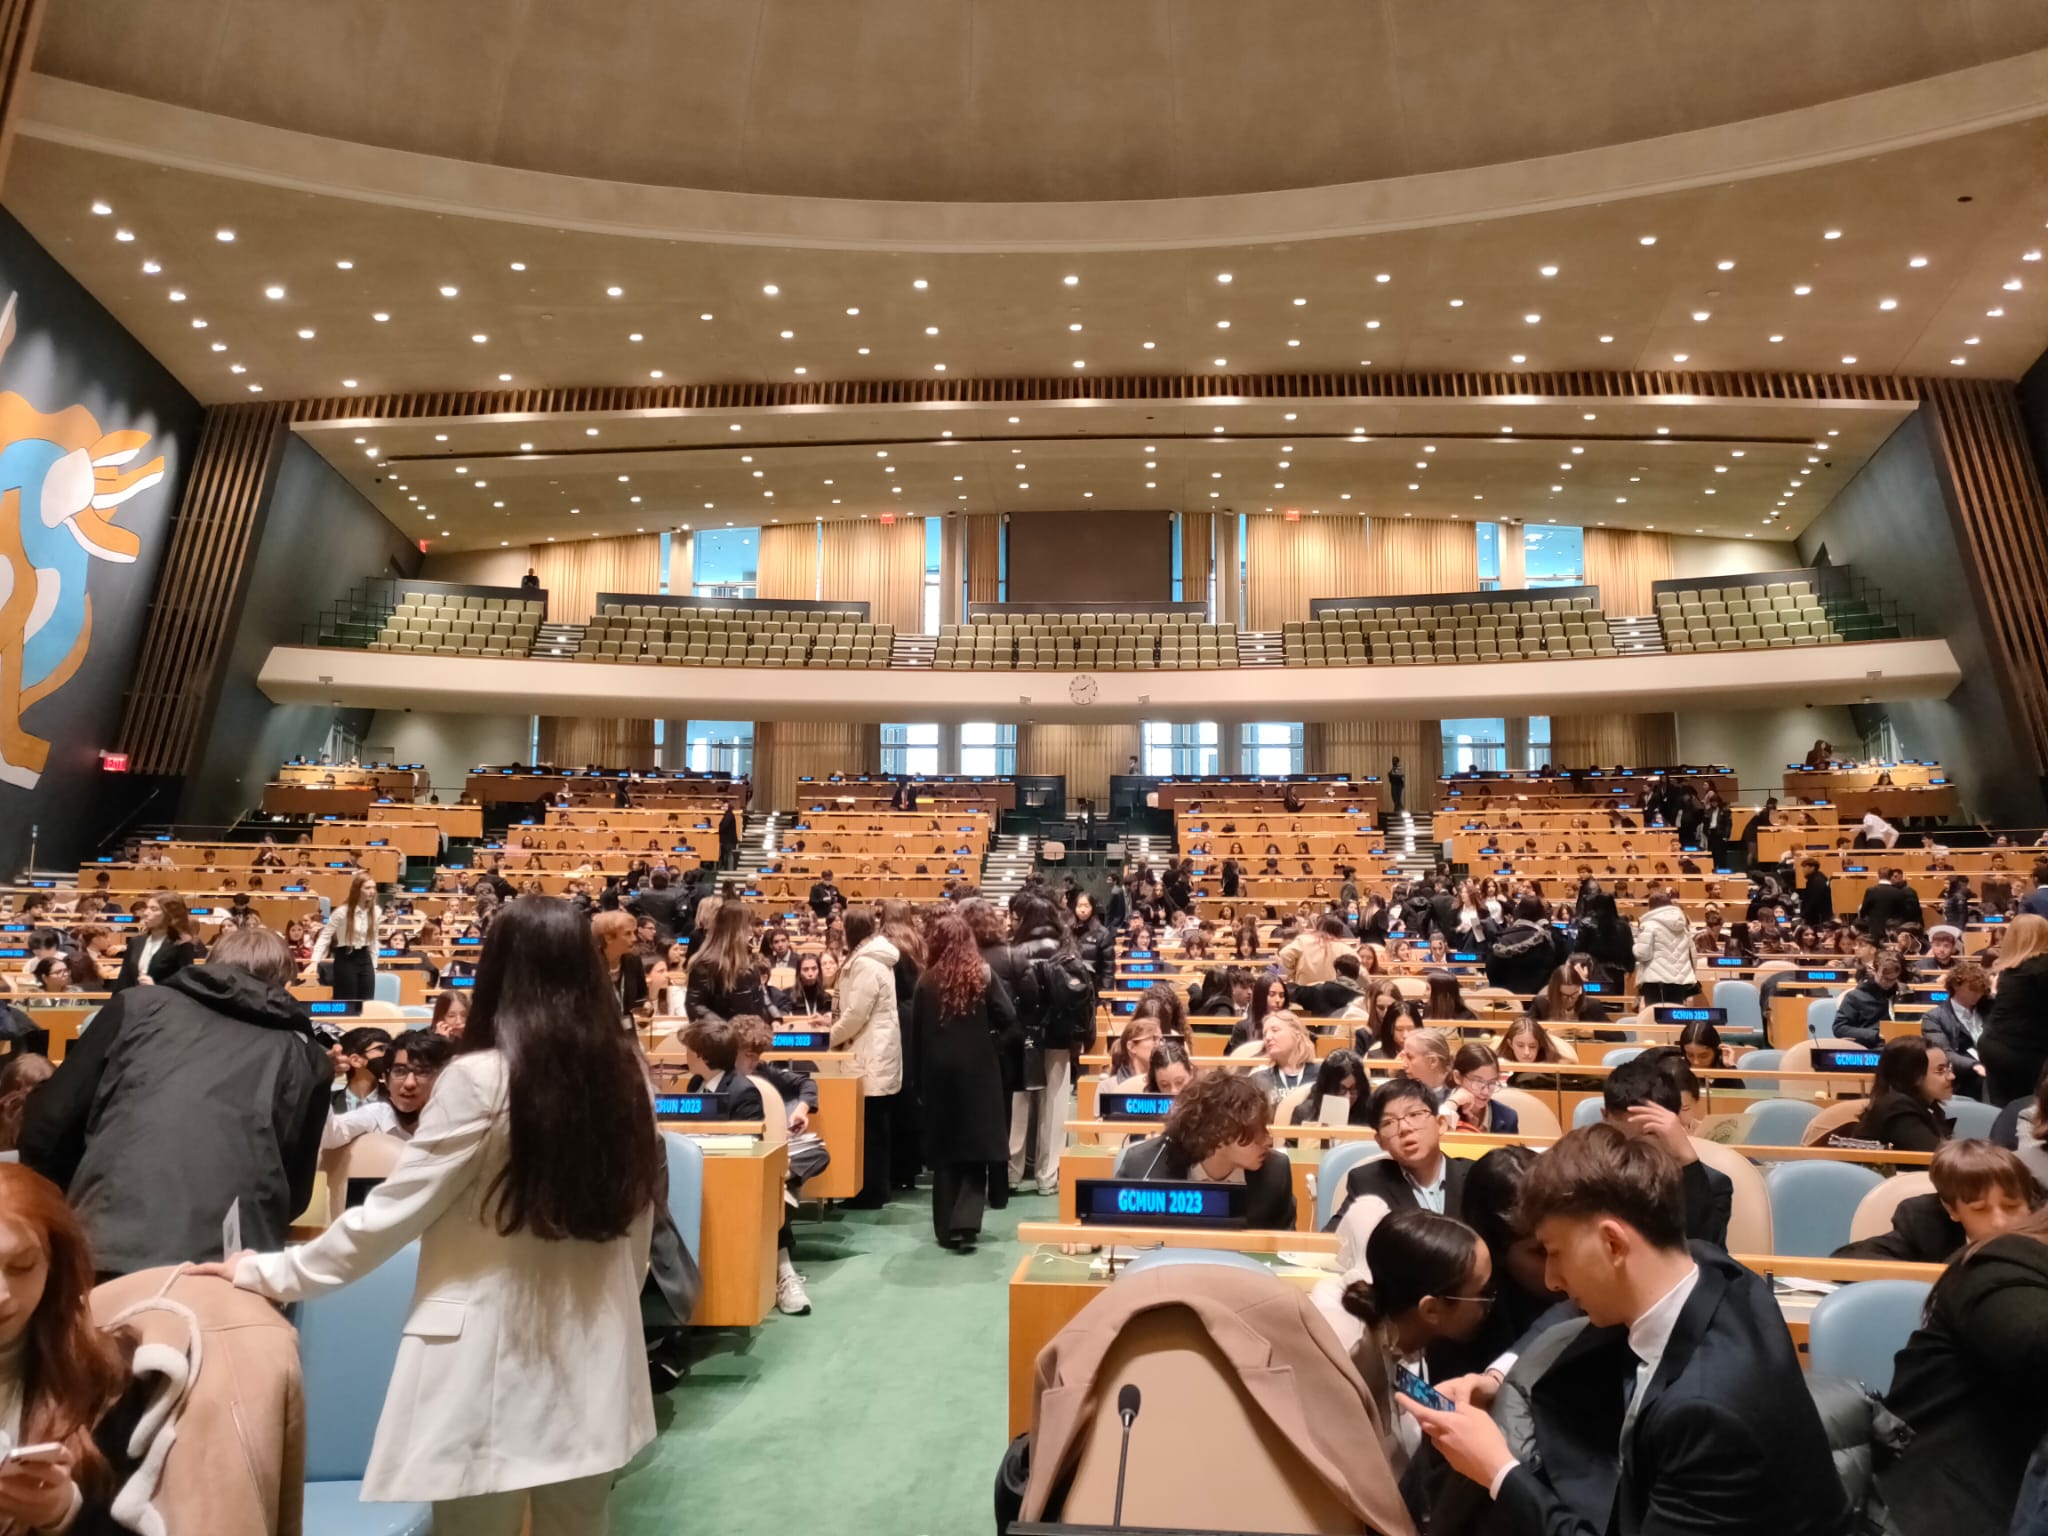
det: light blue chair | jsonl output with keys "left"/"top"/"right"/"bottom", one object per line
{"left": 1806, "top": 996, "right": 1840, "bottom": 1040}
{"left": 1315, "top": 1143, "right": 1385, "bottom": 1229}
{"left": 1765, "top": 1161, "right": 1884, "bottom": 1257}
{"left": 1712, "top": 979, "right": 1764, "bottom": 1046}
{"left": 297, "top": 1241, "right": 430, "bottom": 1536}
{"left": 1122, "top": 1248, "right": 1271, "bottom": 1277}
{"left": 1946, "top": 1098, "right": 1999, "bottom": 1139}
{"left": 398, "top": 1005, "right": 432, "bottom": 1022}
{"left": 1807, "top": 1279, "right": 1931, "bottom": 1395}
{"left": 1742, "top": 1098, "right": 1822, "bottom": 1146}
{"left": 661, "top": 1131, "right": 705, "bottom": 1264}
{"left": 1572, "top": 1097, "right": 1606, "bottom": 1130}
{"left": 1737, "top": 1048, "right": 1783, "bottom": 1091}
{"left": 1602, "top": 1047, "right": 1643, "bottom": 1067}
{"left": 373, "top": 970, "right": 402, "bottom": 1006}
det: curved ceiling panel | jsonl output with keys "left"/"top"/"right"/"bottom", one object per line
{"left": 35, "top": 0, "right": 2048, "bottom": 203}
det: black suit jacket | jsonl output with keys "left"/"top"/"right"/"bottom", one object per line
{"left": 1497, "top": 1244, "right": 1850, "bottom": 1536}
{"left": 1680, "top": 1159, "right": 1732, "bottom": 1249}
{"left": 683, "top": 1070, "right": 766, "bottom": 1123}
{"left": 1328, "top": 1153, "right": 1474, "bottom": 1232}
{"left": 1857, "top": 881, "right": 1922, "bottom": 936}
{"left": 110, "top": 936, "right": 201, "bottom": 995}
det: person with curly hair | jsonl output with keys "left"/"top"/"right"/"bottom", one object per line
{"left": 1112, "top": 1070, "right": 1296, "bottom": 1229}
{"left": 909, "top": 914, "right": 1020, "bottom": 1250}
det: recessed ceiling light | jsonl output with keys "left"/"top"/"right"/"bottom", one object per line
{"left": 296, "top": 328, "right": 314, "bottom": 339}
{"left": 167, "top": 289, "right": 185, "bottom": 302}
{"left": 1292, "top": 296, "right": 1308, "bottom": 306}
{"left": 1952, "top": 357, "right": 1967, "bottom": 366}
{"left": 1842, "top": 355, "right": 1858, "bottom": 364}
{"left": 1769, "top": 334, "right": 1784, "bottom": 343}
{"left": 701, "top": 312, "right": 714, "bottom": 321}
{"left": 229, "top": 364, "right": 245, "bottom": 373}
{"left": 1599, "top": 335, "right": 1614, "bottom": 344}
{"left": 1965, "top": 335, "right": 1980, "bottom": 345}
{"left": 1551, "top": 485, "right": 1562, "bottom": 493}
{"left": 1716, "top": 259, "right": 1736, "bottom": 271}
{"left": 210, "top": 341, "right": 225, "bottom": 352}
{"left": 215, "top": 229, "right": 235, "bottom": 242}
{"left": 585, "top": 428, "right": 599, "bottom": 437}
{"left": 1672, "top": 353, "right": 1688, "bottom": 362}
{"left": 1510, "top": 354, "right": 1526, "bottom": 364}
{"left": 114, "top": 228, "right": 134, "bottom": 243}
{"left": 763, "top": 283, "right": 780, "bottom": 295}
{"left": 1823, "top": 229, "right": 1842, "bottom": 240}
{"left": 1909, "top": 256, "right": 1928, "bottom": 268}
{"left": 1374, "top": 273, "right": 1391, "bottom": 284}
{"left": 730, "top": 423, "right": 743, "bottom": 431}
{"left": 1408, "top": 484, "right": 1419, "bottom": 491}
{"left": 1793, "top": 285, "right": 1812, "bottom": 296}
{"left": 1523, "top": 313, "right": 1541, "bottom": 324}
{"left": 471, "top": 333, "right": 488, "bottom": 343}
{"left": 190, "top": 318, "right": 207, "bottom": 329}
{"left": 247, "top": 383, "right": 262, "bottom": 393}
{"left": 1539, "top": 265, "right": 1559, "bottom": 277}
{"left": 912, "top": 278, "right": 928, "bottom": 289}
{"left": 779, "top": 329, "right": 794, "bottom": 339}
{"left": 1448, "top": 299, "right": 1464, "bottom": 307}
{"left": 90, "top": 201, "right": 111, "bottom": 216}
{"left": 1216, "top": 273, "right": 1232, "bottom": 284}
{"left": 605, "top": 285, "right": 623, "bottom": 297}
{"left": 1424, "top": 445, "right": 1436, "bottom": 453}
{"left": 439, "top": 285, "right": 458, "bottom": 297}
{"left": 1878, "top": 298, "right": 1898, "bottom": 311}
{"left": 1213, "top": 358, "right": 1228, "bottom": 367}
{"left": 497, "top": 373, "right": 511, "bottom": 382}
{"left": 1690, "top": 310, "right": 1711, "bottom": 322}
{"left": 792, "top": 366, "right": 807, "bottom": 375}
{"left": 1989, "top": 307, "right": 2006, "bottom": 317}
{"left": 372, "top": 311, "right": 389, "bottom": 322}
{"left": 925, "top": 325, "right": 939, "bottom": 335}
{"left": 1638, "top": 235, "right": 1657, "bottom": 246}
{"left": 1073, "top": 360, "right": 1086, "bottom": 368}
{"left": 1570, "top": 445, "right": 1584, "bottom": 453}
{"left": 434, "top": 433, "right": 447, "bottom": 441}
{"left": 1009, "top": 416, "right": 1020, "bottom": 424}
{"left": 141, "top": 260, "right": 160, "bottom": 274}
{"left": 2005, "top": 278, "right": 2024, "bottom": 291}
{"left": 262, "top": 285, "right": 285, "bottom": 300}
{"left": 1062, "top": 275, "right": 1079, "bottom": 286}
{"left": 1365, "top": 320, "right": 1380, "bottom": 329}
{"left": 649, "top": 369, "right": 663, "bottom": 379}
{"left": 857, "top": 347, "right": 870, "bottom": 355}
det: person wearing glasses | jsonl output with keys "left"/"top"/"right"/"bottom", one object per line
{"left": 1439, "top": 1043, "right": 1520, "bottom": 1134}
{"left": 322, "top": 1030, "right": 454, "bottom": 1150}
{"left": 1112, "top": 1070, "right": 1295, "bottom": 1230}
{"left": 1328, "top": 1078, "right": 1476, "bottom": 1238}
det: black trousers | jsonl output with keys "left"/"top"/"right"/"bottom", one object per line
{"left": 330, "top": 947, "right": 375, "bottom": 1001}
{"left": 930, "top": 1162, "right": 988, "bottom": 1244}
{"left": 889, "top": 1092, "right": 924, "bottom": 1188}
{"left": 1638, "top": 981, "right": 1698, "bottom": 1006}
{"left": 855, "top": 1092, "right": 894, "bottom": 1207}
{"left": 718, "top": 839, "right": 737, "bottom": 871}
{"left": 1389, "top": 778, "right": 1406, "bottom": 812}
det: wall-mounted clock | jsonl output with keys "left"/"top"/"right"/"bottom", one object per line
{"left": 1068, "top": 674, "right": 1100, "bottom": 705}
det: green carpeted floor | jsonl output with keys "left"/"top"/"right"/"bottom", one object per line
{"left": 614, "top": 1188, "right": 1057, "bottom": 1535}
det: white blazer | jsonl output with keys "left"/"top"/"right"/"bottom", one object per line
{"left": 235, "top": 1051, "right": 655, "bottom": 1502}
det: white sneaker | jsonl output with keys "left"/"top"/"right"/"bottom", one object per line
{"left": 1034, "top": 1179, "right": 1058, "bottom": 1197}
{"left": 776, "top": 1270, "right": 812, "bottom": 1316}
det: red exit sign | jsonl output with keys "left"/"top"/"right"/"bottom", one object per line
{"left": 101, "top": 752, "right": 129, "bottom": 773}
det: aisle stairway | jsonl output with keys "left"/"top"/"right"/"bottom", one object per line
{"left": 735, "top": 811, "right": 780, "bottom": 887}
{"left": 979, "top": 833, "right": 1035, "bottom": 900}
{"left": 1378, "top": 810, "right": 1442, "bottom": 880}
{"left": 532, "top": 622, "right": 583, "bottom": 659}
{"left": 1606, "top": 615, "right": 1666, "bottom": 656}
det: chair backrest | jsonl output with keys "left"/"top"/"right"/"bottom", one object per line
{"left": 1740, "top": 1098, "right": 1823, "bottom": 1146}
{"left": 1711, "top": 979, "right": 1763, "bottom": 1042}
{"left": 1736, "top": 1047, "right": 1783, "bottom": 1090}
{"left": 661, "top": 1130, "right": 705, "bottom": 1265}
{"left": 1945, "top": 1097, "right": 2000, "bottom": 1139}
{"left": 372, "top": 971, "right": 402, "bottom": 1006}
{"left": 1805, "top": 996, "right": 1839, "bottom": 1040}
{"left": 1799, "top": 1099, "right": 1868, "bottom": 1148}
{"left": 1274, "top": 1083, "right": 1313, "bottom": 1125}
{"left": 356, "top": 998, "right": 405, "bottom": 1021}
{"left": 750, "top": 1074, "right": 789, "bottom": 1148}
{"left": 1571, "top": 1097, "right": 1606, "bottom": 1130}
{"left": 1494, "top": 1086, "right": 1562, "bottom": 1138}
{"left": 1120, "top": 1248, "right": 1273, "bottom": 1278}
{"left": 1807, "top": 1279, "right": 1932, "bottom": 1395}
{"left": 1055, "top": 1307, "right": 1369, "bottom": 1533}
{"left": 1691, "top": 1137, "right": 1773, "bottom": 1253}
{"left": 298, "top": 1240, "right": 421, "bottom": 1482}
{"left": 1602, "top": 1046, "right": 1643, "bottom": 1067}
{"left": 1765, "top": 1160, "right": 1885, "bottom": 1256}
{"left": 1315, "top": 1142, "right": 1385, "bottom": 1229}
{"left": 1848, "top": 1172, "right": 1937, "bottom": 1242}
{"left": 1227, "top": 1040, "right": 1268, "bottom": 1060}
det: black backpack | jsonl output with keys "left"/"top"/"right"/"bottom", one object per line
{"left": 1030, "top": 950, "right": 1097, "bottom": 1048}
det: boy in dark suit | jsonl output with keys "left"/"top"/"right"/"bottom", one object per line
{"left": 680, "top": 1015, "right": 766, "bottom": 1122}
{"left": 1402, "top": 1125, "right": 1850, "bottom": 1536}
{"left": 1327, "top": 1077, "right": 1475, "bottom": 1232}
{"left": 1602, "top": 1050, "right": 1732, "bottom": 1247}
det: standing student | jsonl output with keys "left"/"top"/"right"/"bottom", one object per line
{"left": 307, "top": 871, "right": 379, "bottom": 1001}
{"left": 1401, "top": 1126, "right": 1850, "bottom": 1536}
{"left": 1984, "top": 913, "right": 2048, "bottom": 1104}
{"left": 832, "top": 907, "right": 903, "bottom": 1211}
{"left": 879, "top": 899, "right": 928, "bottom": 1192}
{"left": 1631, "top": 888, "right": 1698, "bottom": 1006}
{"left": 109, "top": 891, "right": 201, "bottom": 993}
{"left": 910, "top": 914, "right": 1019, "bottom": 1250}
{"left": 1387, "top": 756, "right": 1406, "bottom": 815}
{"left": 716, "top": 799, "right": 739, "bottom": 871}
{"left": 193, "top": 896, "right": 663, "bottom": 1536}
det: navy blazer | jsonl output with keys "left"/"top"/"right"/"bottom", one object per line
{"left": 1497, "top": 1244, "right": 1850, "bottom": 1536}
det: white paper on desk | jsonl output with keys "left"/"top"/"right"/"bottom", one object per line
{"left": 1280, "top": 1250, "right": 1341, "bottom": 1271}
{"left": 688, "top": 1134, "right": 756, "bottom": 1151}
{"left": 1318, "top": 1098, "right": 1351, "bottom": 1126}
{"left": 222, "top": 1198, "right": 242, "bottom": 1258}
{"left": 1773, "top": 1276, "right": 1840, "bottom": 1295}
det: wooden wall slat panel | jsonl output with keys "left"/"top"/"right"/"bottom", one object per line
{"left": 116, "top": 403, "right": 289, "bottom": 773}
{"left": 0, "top": 0, "right": 44, "bottom": 191}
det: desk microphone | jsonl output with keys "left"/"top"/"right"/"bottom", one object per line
{"left": 1111, "top": 1384, "right": 1142, "bottom": 1528}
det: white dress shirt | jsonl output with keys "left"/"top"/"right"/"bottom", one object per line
{"left": 1623, "top": 1262, "right": 1701, "bottom": 1434}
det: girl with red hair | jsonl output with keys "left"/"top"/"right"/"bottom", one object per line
{"left": 908, "top": 914, "right": 1021, "bottom": 1251}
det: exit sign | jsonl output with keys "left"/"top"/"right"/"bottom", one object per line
{"left": 101, "top": 752, "right": 129, "bottom": 773}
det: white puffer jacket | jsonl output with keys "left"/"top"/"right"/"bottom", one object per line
{"left": 1632, "top": 903, "right": 1698, "bottom": 986}
{"left": 830, "top": 936, "right": 903, "bottom": 1095}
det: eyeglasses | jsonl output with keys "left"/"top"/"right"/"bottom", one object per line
{"left": 1435, "top": 1292, "right": 1495, "bottom": 1308}
{"left": 1379, "top": 1110, "right": 1438, "bottom": 1130}
{"left": 387, "top": 1064, "right": 441, "bottom": 1082}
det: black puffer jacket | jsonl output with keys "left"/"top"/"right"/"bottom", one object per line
{"left": 20, "top": 964, "right": 332, "bottom": 1276}
{"left": 980, "top": 931, "right": 1059, "bottom": 1047}
{"left": 1072, "top": 916, "right": 1114, "bottom": 993}
{"left": 1486, "top": 920, "right": 1567, "bottom": 997}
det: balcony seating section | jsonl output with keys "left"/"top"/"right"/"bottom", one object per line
{"left": 932, "top": 612, "right": 1238, "bottom": 671}
{"left": 574, "top": 604, "right": 893, "bottom": 667}
{"left": 370, "top": 593, "right": 543, "bottom": 657}
{"left": 1656, "top": 581, "right": 1841, "bottom": 652}
{"left": 1281, "top": 595, "right": 1617, "bottom": 667}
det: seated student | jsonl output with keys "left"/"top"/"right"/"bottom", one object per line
{"left": 1526, "top": 965, "right": 1611, "bottom": 1025}
{"left": 1496, "top": 1016, "right": 1569, "bottom": 1066}
{"left": 322, "top": 1028, "right": 452, "bottom": 1149}
{"left": 1601, "top": 1050, "right": 1732, "bottom": 1247}
{"left": 1311, "top": 1211, "right": 1495, "bottom": 1486}
{"left": 1192, "top": 966, "right": 1253, "bottom": 1019}
{"left": 773, "top": 952, "right": 833, "bottom": 1016}
{"left": 1292, "top": 952, "right": 1367, "bottom": 1018}
{"left": 1851, "top": 1035, "right": 1956, "bottom": 1153}
{"left": 1356, "top": 982, "right": 1415, "bottom": 1061}
{"left": 1831, "top": 946, "right": 1903, "bottom": 1048}
{"left": 1226, "top": 976, "right": 1292, "bottom": 1053}
{"left": 1247, "top": 1010, "right": 1316, "bottom": 1103}
{"left": 1835, "top": 1139, "right": 2040, "bottom": 1263}
{"left": 1916, "top": 924, "right": 1962, "bottom": 977}
{"left": 679, "top": 1015, "right": 767, "bottom": 1121}
{"left": 1328, "top": 1078, "right": 1476, "bottom": 1236}
{"left": 1425, "top": 1146, "right": 1568, "bottom": 1391}
{"left": 1922, "top": 958, "right": 1991, "bottom": 1098}
{"left": 1105, "top": 1013, "right": 1169, "bottom": 1090}
{"left": 1397, "top": 1025, "right": 1455, "bottom": 1103}
{"left": 1879, "top": 1203, "right": 2048, "bottom": 1535}
{"left": 331, "top": 1025, "right": 394, "bottom": 1112}
{"left": 733, "top": 1015, "right": 825, "bottom": 1318}
{"left": 1292, "top": 1049, "right": 1365, "bottom": 1126}
{"left": 1676, "top": 1018, "right": 1740, "bottom": 1071}
{"left": 430, "top": 989, "right": 468, "bottom": 1041}
{"left": 1402, "top": 1126, "right": 1851, "bottom": 1536}
{"left": 1440, "top": 1044, "right": 1520, "bottom": 1135}
{"left": 1111, "top": 1071, "right": 1295, "bottom": 1230}
{"left": 1137, "top": 1039, "right": 1195, "bottom": 1099}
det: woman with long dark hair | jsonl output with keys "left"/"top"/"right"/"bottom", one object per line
{"left": 110, "top": 890, "right": 201, "bottom": 993}
{"left": 879, "top": 899, "right": 928, "bottom": 1191}
{"left": 684, "top": 899, "right": 776, "bottom": 1022}
{"left": 909, "top": 913, "right": 1019, "bottom": 1250}
{"left": 199, "top": 896, "right": 663, "bottom": 1532}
